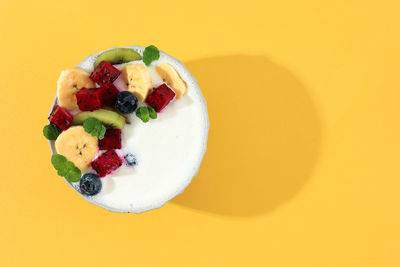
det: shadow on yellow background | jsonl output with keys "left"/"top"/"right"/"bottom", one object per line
{"left": 173, "top": 55, "right": 321, "bottom": 216}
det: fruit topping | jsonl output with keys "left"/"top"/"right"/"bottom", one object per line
{"left": 155, "top": 63, "right": 187, "bottom": 98}
{"left": 99, "top": 129, "right": 121, "bottom": 150}
{"left": 49, "top": 106, "right": 73, "bottom": 131}
{"left": 55, "top": 126, "right": 99, "bottom": 172}
{"left": 72, "top": 109, "right": 126, "bottom": 130}
{"left": 51, "top": 154, "right": 82, "bottom": 182}
{"left": 83, "top": 117, "right": 106, "bottom": 140}
{"left": 136, "top": 107, "right": 150, "bottom": 122}
{"left": 90, "top": 61, "right": 121, "bottom": 87}
{"left": 136, "top": 106, "right": 157, "bottom": 123}
{"left": 57, "top": 68, "right": 95, "bottom": 111}
{"left": 115, "top": 91, "right": 138, "bottom": 114}
{"left": 43, "top": 124, "right": 61, "bottom": 140}
{"left": 91, "top": 150, "right": 122, "bottom": 177}
{"left": 76, "top": 87, "right": 103, "bottom": 111}
{"left": 142, "top": 45, "right": 160, "bottom": 66}
{"left": 121, "top": 64, "right": 152, "bottom": 102}
{"left": 101, "top": 83, "right": 120, "bottom": 107}
{"left": 93, "top": 48, "right": 142, "bottom": 69}
{"left": 124, "top": 153, "right": 137, "bottom": 166}
{"left": 80, "top": 173, "right": 102, "bottom": 196}
{"left": 148, "top": 106, "right": 157, "bottom": 119}
{"left": 145, "top": 84, "right": 176, "bottom": 112}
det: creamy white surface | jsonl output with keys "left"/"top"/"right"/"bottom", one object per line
{"left": 50, "top": 46, "right": 209, "bottom": 213}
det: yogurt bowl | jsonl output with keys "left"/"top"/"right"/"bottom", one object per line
{"left": 47, "top": 45, "right": 209, "bottom": 213}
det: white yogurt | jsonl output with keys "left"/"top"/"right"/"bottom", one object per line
{"left": 49, "top": 46, "right": 209, "bottom": 213}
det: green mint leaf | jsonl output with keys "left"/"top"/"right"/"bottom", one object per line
{"left": 136, "top": 108, "right": 142, "bottom": 120}
{"left": 148, "top": 107, "right": 157, "bottom": 119}
{"left": 51, "top": 154, "right": 81, "bottom": 183}
{"left": 98, "top": 125, "right": 106, "bottom": 140}
{"left": 83, "top": 117, "right": 106, "bottom": 140}
{"left": 142, "top": 116, "right": 150, "bottom": 122}
{"left": 143, "top": 45, "right": 160, "bottom": 66}
{"left": 64, "top": 161, "right": 82, "bottom": 182}
{"left": 43, "top": 124, "right": 61, "bottom": 140}
{"left": 136, "top": 106, "right": 157, "bottom": 122}
{"left": 51, "top": 155, "right": 69, "bottom": 177}
{"left": 83, "top": 117, "right": 99, "bottom": 135}
{"left": 141, "top": 107, "right": 150, "bottom": 122}
{"left": 136, "top": 106, "right": 150, "bottom": 123}
{"left": 51, "top": 154, "right": 67, "bottom": 170}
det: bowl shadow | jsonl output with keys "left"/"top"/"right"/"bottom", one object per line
{"left": 172, "top": 55, "right": 321, "bottom": 217}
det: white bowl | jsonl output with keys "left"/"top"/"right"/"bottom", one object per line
{"left": 48, "top": 46, "right": 209, "bottom": 213}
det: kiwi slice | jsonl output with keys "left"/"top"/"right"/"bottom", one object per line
{"left": 102, "top": 106, "right": 131, "bottom": 124}
{"left": 93, "top": 48, "right": 142, "bottom": 68}
{"left": 72, "top": 109, "right": 126, "bottom": 129}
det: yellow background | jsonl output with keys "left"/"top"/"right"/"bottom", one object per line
{"left": 1, "top": 0, "right": 399, "bottom": 266}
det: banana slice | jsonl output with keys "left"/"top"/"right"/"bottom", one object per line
{"left": 55, "top": 126, "right": 98, "bottom": 172}
{"left": 155, "top": 63, "right": 187, "bottom": 98}
{"left": 121, "top": 64, "right": 152, "bottom": 102}
{"left": 57, "top": 68, "right": 95, "bottom": 111}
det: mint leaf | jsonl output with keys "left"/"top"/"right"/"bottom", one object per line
{"left": 64, "top": 161, "right": 81, "bottom": 182}
{"left": 148, "top": 107, "right": 157, "bottom": 119}
{"left": 51, "top": 154, "right": 81, "bottom": 182}
{"left": 136, "top": 106, "right": 150, "bottom": 122}
{"left": 83, "top": 117, "right": 106, "bottom": 140}
{"left": 143, "top": 45, "right": 160, "bottom": 66}
{"left": 51, "top": 154, "right": 67, "bottom": 170}
{"left": 142, "top": 114, "right": 150, "bottom": 122}
{"left": 98, "top": 125, "right": 106, "bottom": 140}
{"left": 43, "top": 124, "right": 61, "bottom": 140}
{"left": 136, "top": 106, "right": 157, "bottom": 122}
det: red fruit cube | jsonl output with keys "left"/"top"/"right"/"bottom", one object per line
{"left": 99, "top": 129, "right": 122, "bottom": 150}
{"left": 90, "top": 61, "right": 121, "bottom": 87}
{"left": 76, "top": 87, "right": 103, "bottom": 111}
{"left": 145, "top": 83, "right": 176, "bottom": 112}
{"left": 48, "top": 106, "right": 73, "bottom": 131}
{"left": 101, "top": 83, "right": 120, "bottom": 107}
{"left": 91, "top": 150, "right": 122, "bottom": 177}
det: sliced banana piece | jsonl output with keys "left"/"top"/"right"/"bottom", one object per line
{"left": 121, "top": 64, "right": 152, "bottom": 103}
{"left": 155, "top": 63, "right": 187, "bottom": 98}
{"left": 57, "top": 68, "right": 95, "bottom": 111}
{"left": 55, "top": 126, "right": 98, "bottom": 172}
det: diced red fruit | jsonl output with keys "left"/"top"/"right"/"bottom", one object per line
{"left": 99, "top": 129, "right": 122, "bottom": 150}
{"left": 90, "top": 61, "right": 121, "bottom": 87}
{"left": 76, "top": 84, "right": 119, "bottom": 110}
{"left": 91, "top": 150, "right": 122, "bottom": 177}
{"left": 145, "top": 83, "right": 176, "bottom": 112}
{"left": 76, "top": 87, "right": 103, "bottom": 111}
{"left": 48, "top": 106, "right": 73, "bottom": 131}
{"left": 101, "top": 83, "right": 120, "bottom": 107}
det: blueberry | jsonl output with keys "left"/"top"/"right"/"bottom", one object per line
{"left": 124, "top": 153, "right": 137, "bottom": 166}
{"left": 79, "top": 173, "right": 102, "bottom": 196}
{"left": 115, "top": 91, "right": 138, "bottom": 114}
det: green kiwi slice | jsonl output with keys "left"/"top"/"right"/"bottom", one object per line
{"left": 93, "top": 48, "right": 142, "bottom": 68}
{"left": 72, "top": 109, "right": 126, "bottom": 129}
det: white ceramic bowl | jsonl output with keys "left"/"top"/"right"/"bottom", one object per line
{"left": 48, "top": 46, "right": 209, "bottom": 213}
